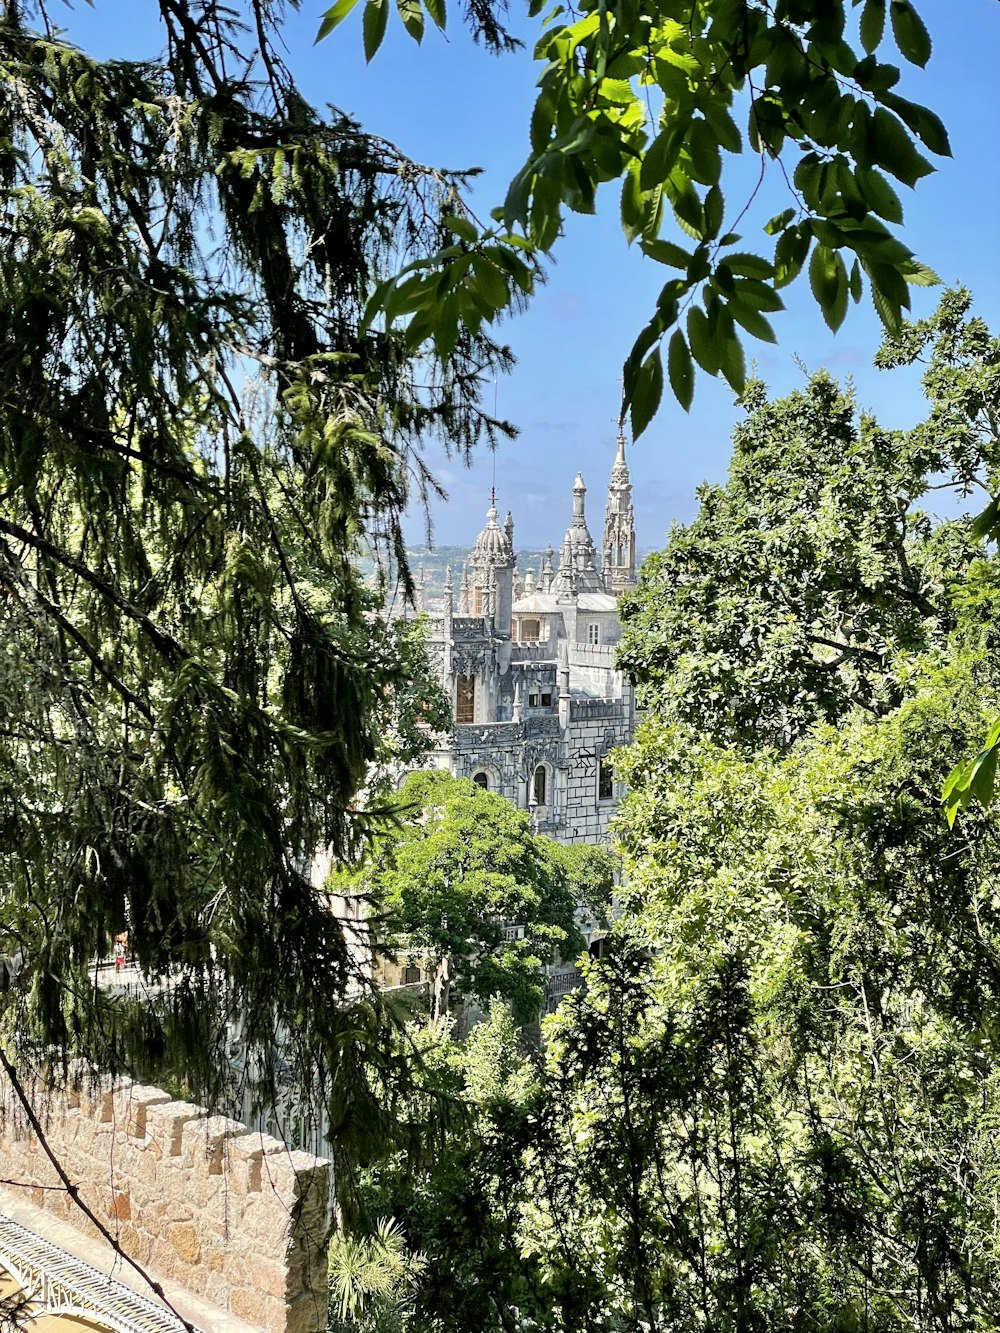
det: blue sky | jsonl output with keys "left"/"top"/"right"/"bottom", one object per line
{"left": 62, "top": 0, "right": 1000, "bottom": 549}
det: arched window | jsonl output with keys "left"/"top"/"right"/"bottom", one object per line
{"left": 472, "top": 771, "right": 489, "bottom": 790}
{"left": 403, "top": 964, "right": 422, "bottom": 985}
{"left": 533, "top": 765, "right": 547, "bottom": 807}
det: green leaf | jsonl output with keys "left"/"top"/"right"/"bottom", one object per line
{"left": 730, "top": 278, "right": 784, "bottom": 313}
{"left": 717, "top": 319, "right": 746, "bottom": 395}
{"left": 969, "top": 745, "right": 999, "bottom": 807}
{"left": 363, "top": 0, "right": 389, "bottom": 60}
{"left": 728, "top": 302, "right": 777, "bottom": 344}
{"left": 667, "top": 330, "right": 693, "bottom": 411}
{"left": 703, "top": 103, "right": 742, "bottom": 154}
{"left": 629, "top": 347, "right": 664, "bottom": 439}
{"left": 869, "top": 107, "right": 934, "bottom": 186}
{"left": 397, "top": 0, "right": 425, "bottom": 40}
{"left": 857, "top": 165, "right": 903, "bottom": 223}
{"left": 900, "top": 259, "right": 940, "bottom": 286}
{"left": 668, "top": 170, "right": 705, "bottom": 240}
{"left": 849, "top": 257, "right": 863, "bottom": 302}
{"left": 687, "top": 120, "right": 722, "bottom": 186}
{"left": 620, "top": 163, "right": 644, "bottom": 244}
{"left": 424, "top": 0, "right": 446, "bottom": 30}
{"left": 441, "top": 214, "right": 477, "bottom": 243}
{"left": 971, "top": 495, "right": 1000, "bottom": 541}
{"left": 809, "top": 245, "right": 849, "bottom": 332}
{"left": 724, "top": 252, "right": 775, "bottom": 279}
{"left": 703, "top": 185, "right": 724, "bottom": 239}
{"left": 640, "top": 238, "right": 691, "bottom": 269}
{"left": 471, "top": 253, "right": 509, "bottom": 310}
{"left": 625, "top": 317, "right": 666, "bottom": 377}
{"left": 859, "top": 0, "right": 885, "bottom": 54}
{"left": 687, "top": 305, "right": 719, "bottom": 375}
{"left": 640, "top": 128, "right": 682, "bottom": 191}
{"left": 864, "top": 259, "right": 908, "bottom": 333}
{"left": 316, "top": 0, "right": 362, "bottom": 40}
{"left": 765, "top": 207, "right": 796, "bottom": 236}
{"left": 890, "top": 0, "right": 931, "bottom": 66}
{"left": 774, "top": 223, "right": 811, "bottom": 288}
{"left": 943, "top": 758, "right": 970, "bottom": 827}
{"left": 879, "top": 91, "right": 952, "bottom": 156}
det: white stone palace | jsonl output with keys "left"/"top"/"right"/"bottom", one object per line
{"left": 416, "top": 431, "right": 638, "bottom": 844}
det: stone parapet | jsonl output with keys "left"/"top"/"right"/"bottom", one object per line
{"left": 0, "top": 1068, "right": 332, "bottom": 1333}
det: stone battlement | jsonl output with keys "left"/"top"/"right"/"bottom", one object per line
{"left": 0, "top": 1067, "right": 331, "bottom": 1333}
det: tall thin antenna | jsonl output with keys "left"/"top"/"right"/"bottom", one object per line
{"left": 491, "top": 375, "right": 498, "bottom": 505}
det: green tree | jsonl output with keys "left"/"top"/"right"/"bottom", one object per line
{"left": 357, "top": 1002, "right": 557, "bottom": 1333}
{"left": 0, "top": 0, "right": 529, "bottom": 1148}
{"left": 328, "top": 1216, "right": 426, "bottom": 1333}
{"left": 505, "top": 354, "right": 1000, "bottom": 1330}
{"left": 329, "top": 0, "right": 952, "bottom": 427}
{"left": 333, "top": 771, "right": 604, "bottom": 1024}
{"left": 869, "top": 288, "right": 1000, "bottom": 822}
{"left": 616, "top": 359, "right": 988, "bottom": 750}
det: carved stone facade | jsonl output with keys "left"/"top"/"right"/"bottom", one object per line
{"left": 412, "top": 437, "right": 638, "bottom": 852}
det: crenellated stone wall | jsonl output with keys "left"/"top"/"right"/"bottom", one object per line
{"left": 0, "top": 1069, "right": 331, "bottom": 1333}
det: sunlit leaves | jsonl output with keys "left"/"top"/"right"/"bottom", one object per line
{"left": 364, "top": 224, "right": 539, "bottom": 363}
{"left": 316, "top": 0, "right": 363, "bottom": 40}
{"left": 319, "top": 0, "right": 949, "bottom": 422}
{"left": 943, "top": 720, "right": 1000, "bottom": 827}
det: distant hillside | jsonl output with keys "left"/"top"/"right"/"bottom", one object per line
{"left": 407, "top": 546, "right": 553, "bottom": 599}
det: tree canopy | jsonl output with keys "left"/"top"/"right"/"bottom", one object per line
{"left": 333, "top": 307, "right": 1000, "bottom": 1331}
{"left": 328, "top": 0, "right": 952, "bottom": 429}
{"left": 511, "top": 315, "right": 1000, "bottom": 1330}
{"left": 332, "top": 770, "right": 612, "bottom": 1024}
{"left": 0, "top": 0, "right": 528, "bottom": 1150}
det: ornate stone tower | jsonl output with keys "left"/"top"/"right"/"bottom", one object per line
{"left": 462, "top": 495, "right": 515, "bottom": 631}
{"left": 552, "top": 474, "right": 604, "bottom": 595}
{"left": 602, "top": 428, "right": 636, "bottom": 596}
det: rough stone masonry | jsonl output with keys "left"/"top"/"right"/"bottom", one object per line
{"left": 0, "top": 1068, "right": 331, "bottom": 1333}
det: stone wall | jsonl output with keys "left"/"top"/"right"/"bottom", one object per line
{"left": 0, "top": 1069, "right": 331, "bottom": 1333}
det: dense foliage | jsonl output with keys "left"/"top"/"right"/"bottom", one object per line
{"left": 331, "top": 770, "right": 613, "bottom": 1024}
{"left": 0, "top": 0, "right": 524, "bottom": 1154}
{"left": 330, "top": 0, "right": 952, "bottom": 427}
{"left": 338, "top": 299, "right": 1000, "bottom": 1332}
{"left": 511, "top": 304, "right": 1000, "bottom": 1330}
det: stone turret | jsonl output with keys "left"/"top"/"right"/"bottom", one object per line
{"left": 602, "top": 428, "right": 637, "bottom": 595}
{"left": 552, "top": 474, "right": 604, "bottom": 596}
{"left": 464, "top": 496, "right": 515, "bottom": 631}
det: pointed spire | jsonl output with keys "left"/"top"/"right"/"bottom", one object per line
{"left": 603, "top": 425, "right": 636, "bottom": 596}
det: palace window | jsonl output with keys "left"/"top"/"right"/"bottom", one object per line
{"left": 598, "top": 758, "right": 614, "bottom": 801}
{"left": 456, "top": 675, "right": 475, "bottom": 724}
{"left": 588, "top": 622, "right": 601, "bottom": 646}
{"left": 540, "top": 691, "right": 552, "bottom": 706}
{"left": 472, "top": 771, "right": 489, "bottom": 790}
{"left": 533, "top": 765, "right": 547, "bottom": 806}
{"left": 472, "top": 585, "right": 484, "bottom": 616}
{"left": 519, "top": 618, "right": 541, "bottom": 642}
{"left": 403, "top": 964, "right": 422, "bottom": 984}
